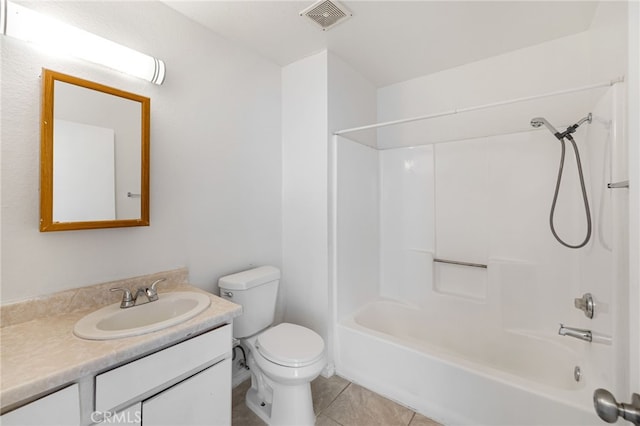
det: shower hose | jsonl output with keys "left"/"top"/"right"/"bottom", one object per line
{"left": 549, "top": 134, "right": 592, "bottom": 249}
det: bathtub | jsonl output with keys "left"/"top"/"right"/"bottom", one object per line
{"left": 335, "top": 300, "right": 601, "bottom": 425}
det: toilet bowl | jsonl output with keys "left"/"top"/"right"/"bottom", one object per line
{"left": 243, "top": 323, "right": 325, "bottom": 425}
{"left": 218, "top": 266, "right": 327, "bottom": 426}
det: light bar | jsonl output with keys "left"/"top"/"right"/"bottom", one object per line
{"left": 2, "top": 1, "right": 165, "bottom": 84}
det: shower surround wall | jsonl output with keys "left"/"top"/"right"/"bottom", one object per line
{"left": 380, "top": 128, "right": 591, "bottom": 326}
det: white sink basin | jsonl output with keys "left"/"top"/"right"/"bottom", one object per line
{"left": 74, "top": 291, "right": 211, "bottom": 340}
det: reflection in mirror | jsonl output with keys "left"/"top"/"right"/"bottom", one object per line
{"left": 40, "top": 69, "right": 150, "bottom": 231}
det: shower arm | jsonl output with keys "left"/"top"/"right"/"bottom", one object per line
{"left": 559, "top": 113, "right": 593, "bottom": 139}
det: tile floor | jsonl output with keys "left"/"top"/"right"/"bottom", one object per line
{"left": 232, "top": 375, "right": 442, "bottom": 426}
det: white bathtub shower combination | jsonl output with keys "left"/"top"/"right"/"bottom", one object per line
{"left": 331, "top": 84, "right": 630, "bottom": 425}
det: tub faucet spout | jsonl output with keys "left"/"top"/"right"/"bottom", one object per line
{"left": 558, "top": 324, "right": 592, "bottom": 342}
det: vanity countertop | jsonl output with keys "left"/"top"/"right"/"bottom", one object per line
{"left": 0, "top": 272, "right": 241, "bottom": 412}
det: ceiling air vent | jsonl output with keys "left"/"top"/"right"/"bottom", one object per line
{"left": 300, "top": 0, "right": 352, "bottom": 31}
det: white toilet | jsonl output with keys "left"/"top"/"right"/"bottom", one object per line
{"left": 219, "top": 266, "right": 326, "bottom": 426}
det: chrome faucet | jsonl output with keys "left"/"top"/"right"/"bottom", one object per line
{"left": 558, "top": 324, "right": 592, "bottom": 342}
{"left": 110, "top": 278, "right": 166, "bottom": 309}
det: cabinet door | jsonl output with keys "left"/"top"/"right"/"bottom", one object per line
{"left": 94, "top": 403, "right": 141, "bottom": 426}
{"left": 142, "top": 359, "right": 231, "bottom": 426}
{"left": 1, "top": 384, "right": 80, "bottom": 426}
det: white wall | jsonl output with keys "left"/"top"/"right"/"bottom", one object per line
{"left": 377, "top": 32, "right": 592, "bottom": 148}
{"left": 378, "top": 30, "right": 590, "bottom": 121}
{"left": 329, "top": 53, "right": 378, "bottom": 323}
{"left": 588, "top": 1, "right": 628, "bottom": 84}
{"left": 281, "top": 51, "right": 329, "bottom": 338}
{"left": 282, "top": 51, "right": 376, "bottom": 370}
{"left": 1, "top": 1, "right": 282, "bottom": 303}
{"left": 328, "top": 53, "right": 378, "bottom": 149}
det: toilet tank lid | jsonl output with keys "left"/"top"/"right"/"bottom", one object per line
{"left": 218, "top": 266, "right": 280, "bottom": 290}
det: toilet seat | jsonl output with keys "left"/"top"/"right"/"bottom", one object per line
{"left": 256, "top": 323, "right": 324, "bottom": 368}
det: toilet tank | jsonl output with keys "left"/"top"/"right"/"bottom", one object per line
{"left": 218, "top": 266, "right": 280, "bottom": 338}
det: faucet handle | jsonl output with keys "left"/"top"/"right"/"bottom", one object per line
{"left": 145, "top": 278, "right": 166, "bottom": 302}
{"left": 150, "top": 278, "right": 166, "bottom": 292}
{"left": 110, "top": 287, "right": 134, "bottom": 308}
{"left": 574, "top": 293, "right": 594, "bottom": 318}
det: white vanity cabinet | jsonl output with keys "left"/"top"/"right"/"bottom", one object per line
{"left": 1, "top": 384, "right": 80, "bottom": 426}
{"left": 94, "top": 324, "right": 232, "bottom": 426}
{"left": 2, "top": 324, "right": 232, "bottom": 426}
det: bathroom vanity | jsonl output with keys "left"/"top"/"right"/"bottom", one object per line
{"left": 0, "top": 269, "right": 241, "bottom": 426}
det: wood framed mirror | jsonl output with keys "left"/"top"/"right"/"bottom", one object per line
{"left": 40, "top": 69, "right": 150, "bottom": 231}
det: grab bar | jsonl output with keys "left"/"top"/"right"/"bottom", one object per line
{"left": 433, "top": 258, "right": 487, "bottom": 269}
{"left": 607, "top": 180, "right": 629, "bottom": 189}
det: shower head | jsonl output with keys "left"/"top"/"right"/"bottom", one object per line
{"left": 530, "top": 117, "right": 562, "bottom": 139}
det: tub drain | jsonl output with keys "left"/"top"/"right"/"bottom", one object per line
{"left": 574, "top": 366, "right": 581, "bottom": 382}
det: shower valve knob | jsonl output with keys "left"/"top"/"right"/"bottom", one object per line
{"left": 574, "top": 292, "right": 594, "bottom": 319}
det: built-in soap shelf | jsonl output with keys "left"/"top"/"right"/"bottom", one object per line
{"left": 432, "top": 255, "right": 488, "bottom": 301}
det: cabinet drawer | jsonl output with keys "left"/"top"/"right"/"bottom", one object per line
{"left": 96, "top": 324, "right": 231, "bottom": 411}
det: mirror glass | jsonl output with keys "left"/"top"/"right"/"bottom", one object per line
{"left": 40, "top": 69, "right": 150, "bottom": 231}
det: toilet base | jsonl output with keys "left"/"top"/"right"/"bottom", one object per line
{"left": 246, "top": 387, "right": 272, "bottom": 424}
{"left": 245, "top": 380, "right": 315, "bottom": 426}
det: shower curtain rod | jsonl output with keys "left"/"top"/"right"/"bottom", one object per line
{"left": 334, "top": 76, "right": 625, "bottom": 136}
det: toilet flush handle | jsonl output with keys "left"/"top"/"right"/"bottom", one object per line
{"left": 222, "top": 291, "right": 233, "bottom": 298}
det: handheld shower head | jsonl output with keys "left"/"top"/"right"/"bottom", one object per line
{"left": 530, "top": 113, "right": 592, "bottom": 140}
{"left": 530, "top": 117, "right": 562, "bottom": 139}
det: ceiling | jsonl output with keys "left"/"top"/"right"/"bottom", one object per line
{"left": 163, "top": 1, "right": 599, "bottom": 88}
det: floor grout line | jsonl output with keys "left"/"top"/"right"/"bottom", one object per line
{"left": 317, "top": 381, "right": 352, "bottom": 422}
{"left": 319, "top": 413, "right": 346, "bottom": 426}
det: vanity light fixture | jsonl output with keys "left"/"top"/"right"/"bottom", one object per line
{"left": 1, "top": 0, "right": 165, "bottom": 84}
